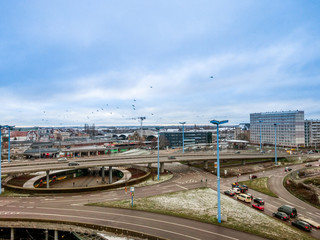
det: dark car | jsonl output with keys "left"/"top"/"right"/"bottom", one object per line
{"left": 291, "top": 220, "right": 312, "bottom": 232}
{"left": 252, "top": 204, "right": 264, "bottom": 211}
{"left": 285, "top": 167, "right": 292, "bottom": 172}
{"left": 224, "top": 190, "right": 235, "bottom": 196}
{"left": 251, "top": 175, "right": 257, "bottom": 179}
{"left": 68, "top": 162, "right": 79, "bottom": 166}
{"left": 278, "top": 205, "right": 297, "bottom": 218}
{"left": 253, "top": 197, "right": 264, "bottom": 205}
{"left": 240, "top": 185, "right": 248, "bottom": 190}
{"left": 273, "top": 211, "right": 289, "bottom": 221}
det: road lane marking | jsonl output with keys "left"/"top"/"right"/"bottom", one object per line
{"left": 36, "top": 207, "right": 239, "bottom": 240}
{"left": 176, "top": 184, "right": 188, "bottom": 190}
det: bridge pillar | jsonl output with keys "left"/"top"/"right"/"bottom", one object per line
{"left": 96, "top": 151, "right": 99, "bottom": 156}
{"left": 242, "top": 160, "right": 246, "bottom": 165}
{"left": 79, "top": 152, "right": 82, "bottom": 157}
{"left": 88, "top": 151, "right": 90, "bottom": 157}
{"left": 10, "top": 228, "right": 14, "bottom": 240}
{"left": 147, "top": 163, "right": 152, "bottom": 168}
{"left": 101, "top": 166, "right": 105, "bottom": 183}
{"left": 54, "top": 230, "right": 58, "bottom": 240}
{"left": 46, "top": 170, "right": 50, "bottom": 188}
{"left": 204, "top": 160, "right": 208, "bottom": 169}
{"left": 109, "top": 166, "right": 113, "bottom": 184}
{"left": 45, "top": 230, "right": 48, "bottom": 240}
{"left": 160, "top": 162, "right": 165, "bottom": 173}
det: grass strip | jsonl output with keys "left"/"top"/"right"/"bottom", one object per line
{"left": 239, "top": 177, "right": 278, "bottom": 198}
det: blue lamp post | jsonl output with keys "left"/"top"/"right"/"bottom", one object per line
{"left": 274, "top": 123, "right": 278, "bottom": 165}
{"left": 179, "top": 122, "right": 186, "bottom": 153}
{"left": 156, "top": 127, "right": 162, "bottom": 180}
{"left": 259, "top": 120, "right": 263, "bottom": 152}
{"left": 210, "top": 119, "right": 228, "bottom": 223}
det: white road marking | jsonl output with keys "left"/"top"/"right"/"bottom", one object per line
{"left": 176, "top": 184, "right": 188, "bottom": 190}
{"left": 34, "top": 207, "right": 240, "bottom": 240}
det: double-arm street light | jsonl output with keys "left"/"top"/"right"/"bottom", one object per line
{"left": 210, "top": 119, "right": 228, "bottom": 223}
{"left": 179, "top": 122, "right": 186, "bottom": 153}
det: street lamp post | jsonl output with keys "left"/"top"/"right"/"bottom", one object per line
{"left": 156, "top": 127, "right": 161, "bottom": 180}
{"left": 274, "top": 123, "right": 278, "bottom": 165}
{"left": 210, "top": 119, "right": 228, "bottom": 223}
{"left": 179, "top": 122, "right": 186, "bottom": 153}
{"left": 259, "top": 120, "right": 263, "bottom": 152}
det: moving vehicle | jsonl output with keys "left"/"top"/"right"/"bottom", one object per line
{"left": 284, "top": 167, "right": 292, "bottom": 172}
{"left": 299, "top": 216, "right": 320, "bottom": 229}
{"left": 224, "top": 190, "right": 235, "bottom": 196}
{"left": 252, "top": 204, "right": 264, "bottom": 211}
{"left": 278, "top": 205, "right": 297, "bottom": 218}
{"left": 68, "top": 162, "right": 79, "bottom": 166}
{"left": 305, "top": 162, "right": 312, "bottom": 167}
{"left": 291, "top": 220, "right": 312, "bottom": 232}
{"left": 237, "top": 194, "right": 252, "bottom": 203}
{"left": 232, "top": 188, "right": 241, "bottom": 194}
{"left": 253, "top": 197, "right": 264, "bottom": 205}
{"left": 273, "top": 211, "right": 289, "bottom": 221}
{"left": 58, "top": 157, "right": 68, "bottom": 162}
{"left": 251, "top": 175, "right": 257, "bottom": 179}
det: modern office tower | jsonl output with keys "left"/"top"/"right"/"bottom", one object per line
{"left": 250, "top": 110, "right": 305, "bottom": 147}
{"left": 305, "top": 120, "right": 320, "bottom": 147}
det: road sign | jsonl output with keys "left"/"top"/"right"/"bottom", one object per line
{"left": 130, "top": 187, "right": 135, "bottom": 192}
{"left": 214, "top": 162, "right": 217, "bottom": 168}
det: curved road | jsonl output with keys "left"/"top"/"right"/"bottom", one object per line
{"left": 1, "top": 160, "right": 319, "bottom": 239}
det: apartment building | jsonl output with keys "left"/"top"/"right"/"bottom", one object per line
{"left": 305, "top": 120, "right": 320, "bottom": 147}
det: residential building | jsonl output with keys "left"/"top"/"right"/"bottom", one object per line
{"left": 250, "top": 110, "right": 305, "bottom": 147}
{"left": 305, "top": 120, "right": 320, "bottom": 148}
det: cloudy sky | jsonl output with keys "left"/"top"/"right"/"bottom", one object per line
{"left": 1, "top": 1, "right": 320, "bottom": 127}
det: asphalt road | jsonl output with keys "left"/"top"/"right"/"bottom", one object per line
{"left": 0, "top": 163, "right": 267, "bottom": 240}
{"left": 0, "top": 158, "right": 319, "bottom": 239}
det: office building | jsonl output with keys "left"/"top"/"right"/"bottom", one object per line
{"left": 160, "top": 131, "right": 212, "bottom": 148}
{"left": 250, "top": 110, "right": 304, "bottom": 147}
{"left": 305, "top": 120, "right": 320, "bottom": 148}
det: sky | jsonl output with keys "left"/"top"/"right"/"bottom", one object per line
{"left": 0, "top": 1, "right": 320, "bottom": 127}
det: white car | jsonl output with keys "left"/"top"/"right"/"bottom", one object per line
{"left": 58, "top": 157, "right": 68, "bottom": 162}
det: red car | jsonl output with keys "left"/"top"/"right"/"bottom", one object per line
{"left": 252, "top": 204, "right": 264, "bottom": 211}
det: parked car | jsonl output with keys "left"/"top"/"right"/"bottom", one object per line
{"left": 251, "top": 175, "right": 257, "bottom": 179}
{"left": 232, "top": 188, "right": 241, "bottom": 194}
{"left": 237, "top": 194, "right": 252, "bottom": 203}
{"left": 68, "top": 162, "right": 79, "bottom": 166}
{"left": 273, "top": 211, "right": 289, "bottom": 221}
{"left": 252, "top": 204, "right": 264, "bottom": 211}
{"left": 299, "top": 217, "right": 320, "bottom": 229}
{"left": 253, "top": 197, "right": 264, "bottom": 205}
{"left": 291, "top": 220, "right": 312, "bottom": 232}
{"left": 278, "top": 205, "right": 297, "bottom": 218}
{"left": 241, "top": 185, "right": 248, "bottom": 190}
{"left": 246, "top": 193, "right": 253, "bottom": 200}
{"left": 284, "top": 167, "right": 292, "bottom": 172}
{"left": 305, "top": 163, "right": 312, "bottom": 167}
{"left": 224, "top": 190, "right": 235, "bottom": 196}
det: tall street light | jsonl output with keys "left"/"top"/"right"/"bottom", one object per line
{"left": 156, "top": 127, "right": 163, "bottom": 180}
{"left": 210, "top": 119, "right": 228, "bottom": 223}
{"left": 259, "top": 120, "right": 263, "bottom": 153}
{"left": 179, "top": 122, "right": 186, "bottom": 153}
{"left": 274, "top": 123, "right": 278, "bottom": 165}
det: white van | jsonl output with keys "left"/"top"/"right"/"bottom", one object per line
{"left": 237, "top": 194, "right": 252, "bottom": 203}
{"left": 58, "top": 157, "right": 68, "bottom": 162}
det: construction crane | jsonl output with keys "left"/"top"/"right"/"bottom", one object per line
{"left": 128, "top": 117, "right": 146, "bottom": 139}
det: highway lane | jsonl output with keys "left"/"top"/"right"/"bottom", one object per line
{"left": 0, "top": 163, "right": 266, "bottom": 240}
{"left": 1, "top": 153, "right": 283, "bottom": 174}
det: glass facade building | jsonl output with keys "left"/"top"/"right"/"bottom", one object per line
{"left": 160, "top": 131, "right": 212, "bottom": 148}
{"left": 250, "top": 111, "right": 305, "bottom": 147}
{"left": 305, "top": 120, "right": 320, "bottom": 147}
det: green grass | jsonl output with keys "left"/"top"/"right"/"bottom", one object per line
{"left": 239, "top": 177, "right": 278, "bottom": 198}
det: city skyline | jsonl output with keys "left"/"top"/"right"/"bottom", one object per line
{"left": 1, "top": 1, "right": 320, "bottom": 127}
